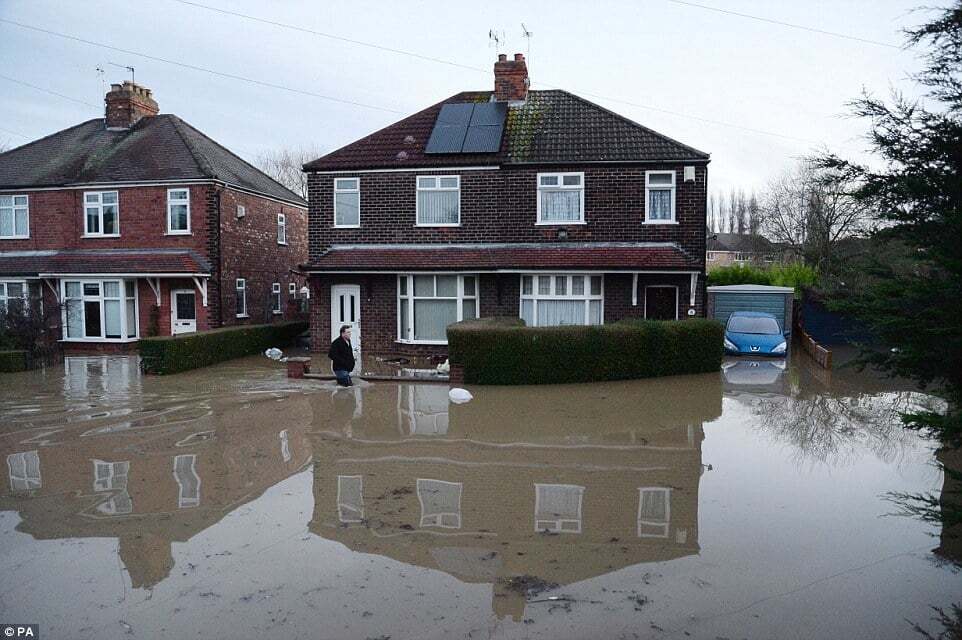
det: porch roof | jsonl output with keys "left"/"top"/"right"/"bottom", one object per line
{"left": 0, "top": 249, "right": 212, "bottom": 277}
{"left": 303, "top": 242, "right": 700, "bottom": 273}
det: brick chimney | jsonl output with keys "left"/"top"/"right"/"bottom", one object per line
{"left": 105, "top": 81, "right": 159, "bottom": 129}
{"left": 494, "top": 53, "right": 529, "bottom": 102}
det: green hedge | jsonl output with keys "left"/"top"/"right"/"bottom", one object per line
{"left": 708, "top": 262, "right": 817, "bottom": 295}
{"left": 0, "top": 350, "right": 28, "bottom": 373}
{"left": 447, "top": 317, "right": 724, "bottom": 385}
{"left": 139, "top": 321, "right": 308, "bottom": 375}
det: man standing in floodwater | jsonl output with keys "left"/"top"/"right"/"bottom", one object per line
{"left": 328, "top": 325, "right": 356, "bottom": 387}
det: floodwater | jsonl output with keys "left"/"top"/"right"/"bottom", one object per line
{"left": 0, "top": 351, "right": 959, "bottom": 640}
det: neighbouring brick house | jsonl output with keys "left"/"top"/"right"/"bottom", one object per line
{"left": 0, "top": 81, "right": 307, "bottom": 351}
{"left": 706, "top": 232, "right": 778, "bottom": 268}
{"left": 303, "top": 54, "right": 709, "bottom": 364}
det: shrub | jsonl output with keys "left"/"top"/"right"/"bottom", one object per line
{"left": 139, "top": 321, "right": 308, "bottom": 374}
{"left": 0, "top": 350, "right": 28, "bottom": 373}
{"left": 447, "top": 317, "right": 724, "bottom": 385}
{"left": 708, "top": 262, "right": 817, "bottom": 296}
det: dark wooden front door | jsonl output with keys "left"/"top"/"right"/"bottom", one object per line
{"left": 645, "top": 286, "right": 678, "bottom": 320}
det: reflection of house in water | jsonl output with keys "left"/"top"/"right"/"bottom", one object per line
{"left": 309, "top": 376, "right": 722, "bottom": 620}
{"left": 1, "top": 357, "right": 313, "bottom": 590}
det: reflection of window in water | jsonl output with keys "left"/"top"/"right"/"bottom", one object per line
{"left": 63, "top": 356, "right": 139, "bottom": 399}
{"left": 534, "top": 483, "right": 583, "bottom": 533}
{"left": 93, "top": 459, "right": 132, "bottom": 515}
{"left": 417, "top": 479, "right": 462, "bottom": 528}
{"left": 279, "top": 430, "right": 291, "bottom": 462}
{"left": 397, "top": 385, "right": 450, "bottom": 435}
{"left": 7, "top": 451, "right": 41, "bottom": 491}
{"left": 337, "top": 475, "right": 364, "bottom": 523}
{"left": 173, "top": 454, "right": 201, "bottom": 508}
{"left": 637, "top": 487, "right": 671, "bottom": 538}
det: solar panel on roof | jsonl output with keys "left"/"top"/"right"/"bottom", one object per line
{"left": 425, "top": 102, "right": 506, "bottom": 154}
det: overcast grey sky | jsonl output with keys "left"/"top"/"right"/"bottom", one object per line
{"left": 0, "top": 1, "right": 937, "bottom": 194}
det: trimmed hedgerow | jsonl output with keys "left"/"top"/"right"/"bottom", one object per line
{"left": 447, "top": 317, "right": 724, "bottom": 385}
{"left": 0, "top": 350, "right": 28, "bottom": 373}
{"left": 139, "top": 321, "right": 308, "bottom": 375}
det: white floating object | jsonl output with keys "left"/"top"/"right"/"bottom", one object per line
{"left": 436, "top": 359, "right": 451, "bottom": 374}
{"left": 448, "top": 388, "right": 473, "bottom": 404}
{"left": 264, "top": 348, "right": 283, "bottom": 361}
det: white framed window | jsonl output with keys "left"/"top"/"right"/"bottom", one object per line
{"left": 289, "top": 282, "right": 296, "bottom": 296}
{"left": 416, "top": 175, "right": 460, "bottom": 226}
{"left": 645, "top": 171, "right": 676, "bottom": 224}
{"left": 93, "top": 459, "right": 132, "bottom": 515}
{"left": 271, "top": 282, "right": 282, "bottom": 314}
{"left": 337, "top": 475, "right": 364, "bottom": 523}
{"left": 279, "top": 429, "right": 292, "bottom": 463}
{"left": 236, "top": 204, "right": 246, "bottom": 219}
{"left": 61, "top": 279, "right": 138, "bottom": 341}
{"left": 397, "top": 274, "right": 478, "bottom": 344}
{"left": 166, "top": 188, "right": 190, "bottom": 234}
{"left": 173, "top": 454, "right": 200, "bottom": 508}
{"left": 534, "top": 483, "right": 584, "bottom": 533}
{"left": 334, "top": 177, "right": 360, "bottom": 227}
{"left": 520, "top": 273, "right": 603, "bottom": 327}
{"left": 638, "top": 487, "right": 671, "bottom": 538}
{"left": 235, "top": 278, "right": 247, "bottom": 317}
{"left": 0, "top": 280, "right": 27, "bottom": 313}
{"left": 398, "top": 384, "right": 450, "bottom": 435}
{"left": 417, "top": 478, "right": 462, "bottom": 529}
{"left": 733, "top": 252, "right": 751, "bottom": 263}
{"left": 7, "top": 450, "right": 41, "bottom": 492}
{"left": 277, "top": 213, "right": 287, "bottom": 244}
{"left": 537, "top": 172, "right": 584, "bottom": 224}
{"left": 83, "top": 191, "right": 120, "bottom": 236}
{"left": 0, "top": 194, "right": 29, "bottom": 239}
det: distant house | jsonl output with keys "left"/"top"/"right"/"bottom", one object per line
{"left": 302, "top": 53, "right": 710, "bottom": 361}
{"left": 706, "top": 233, "right": 777, "bottom": 268}
{"left": 0, "top": 81, "right": 307, "bottom": 350}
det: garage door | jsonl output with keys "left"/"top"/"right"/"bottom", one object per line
{"left": 713, "top": 293, "right": 787, "bottom": 333}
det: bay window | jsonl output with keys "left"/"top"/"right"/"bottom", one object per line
{"left": 397, "top": 274, "right": 477, "bottom": 343}
{"left": 520, "top": 273, "right": 603, "bottom": 326}
{"left": 61, "top": 278, "right": 139, "bottom": 341}
{"left": 83, "top": 191, "right": 120, "bottom": 236}
{"left": 416, "top": 176, "right": 460, "bottom": 226}
{"left": 537, "top": 172, "right": 584, "bottom": 224}
{"left": 167, "top": 189, "right": 190, "bottom": 234}
{"left": 0, "top": 195, "right": 29, "bottom": 238}
{"left": 645, "top": 171, "right": 676, "bottom": 223}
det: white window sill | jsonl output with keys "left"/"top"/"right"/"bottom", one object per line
{"left": 396, "top": 339, "right": 449, "bottom": 346}
{"left": 0, "top": 236, "right": 30, "bottom": 240}
{"left": 59, "top": 337, "right": 139, "bottom": 343}
{"left": 415, "top": 224, "right": 461, "bottom": 228}
{"left": 236, "top": 314, "right": 249, "bottom": 318}
{"left": 82, "top": 234, "right": 121, "bottom": 238}
{"left": 643, "top": 220, "right": 678, "bottom": 225}
{"left": 272, "top": 310, "right": 282, "bottom": 315}
{"left": 535, "top": 220, "right": 586, "bottom": 226}
{"left": 277, "top": 241, "right": 288, "bottom": 246}
{"left": 333, "top": 224, "right": 361, "bottom": 229}
{"left": 165, "top": 231, "right": 192, "bottom": 236}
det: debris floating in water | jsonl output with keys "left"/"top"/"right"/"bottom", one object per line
{"left": 448, "top": 387, "right": 472, "bottom": 404}
{"left": 264, "top": 348, "right": 283, "bottom": 361}
{"left": 436, "top": 359, "right": 451, "bottom": 374}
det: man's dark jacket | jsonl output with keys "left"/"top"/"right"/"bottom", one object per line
{"left": 328, "top": 337, "right": 355, "bottom": 372}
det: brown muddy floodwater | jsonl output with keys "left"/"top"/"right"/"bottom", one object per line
{"left": 1, "top": 351, "right": 959, "bottom": 639}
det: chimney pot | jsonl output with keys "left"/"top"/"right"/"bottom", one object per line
{"left": 514, "top": 53, "right": 524, "bottom": 61}
{"left": 498, "top": 53, "right": 507, "bottom": 62}
{"left": 104, "top": 80, "right": 159, "bottom": 129}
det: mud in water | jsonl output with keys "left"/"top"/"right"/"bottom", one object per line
{"left": 0, "top": 349, "right": 959, "bottom": 639}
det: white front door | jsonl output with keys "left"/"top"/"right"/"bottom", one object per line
{"left": 171, "top": 289, "right": 197, "bottom": 335}
{"left": 331, "top": 284, "right": 361, "bottom": 373}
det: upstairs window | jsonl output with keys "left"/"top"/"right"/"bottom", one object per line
{"left": 645, "top": 171, "right": 676, "bottom": 223}
{"left": 277, "top": 213, "right": 287, "bottom": 244}
{"left": 235, "top": 278, "right": 247, "bottom": 317}
{"left": 537, "top": 172, "right": 584, "bottom": 224}
{"left": 0, "top": 195, "right": 29, "bottom": 239}
{"left": 167, "top": 189, "right": 190, "bottom": 234}
{"left": 271, "top": 282, "right": 282, "bottom": 314}
{"left": 334, "top": 178, "right": 360, "bottom": 227}
{"left": 416, "top": 176, "right": 460, "bottom": 226}
{"left": 84, "top": 191, "right": 119, "bottom": 236}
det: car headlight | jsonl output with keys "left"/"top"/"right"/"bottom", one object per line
{"left": 724, "top": 337, "right": 738, "bottom": 351}
{"left": 772, "top": 340, "right": 787, "bottom": 354}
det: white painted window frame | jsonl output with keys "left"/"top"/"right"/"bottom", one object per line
{"left": 536, "top": 172, "right": 585, "bottom": 225}
{"left": 415, "top": 175, "right": 461, "bottom": 227}
{"left": 396, "top": 273, "right": 478, "bottom": 345}
{"left": 60, "top": 278, "right": 139, "bottom": 342}
{"left": 166, "top": 188, "right": 191, "bottom": 235}
{"left": 417, "top": 478, "right": 463, "bottom": 529}
{"left": 637, "top": 486, "right": 671, "bottom": 538}
{"left": 534, "top": 483, "right": 584, "bottom": 534}
{"left": 333, "top": 177, "right": 361, "bottom": 228}
{"left": 644, "top": 170, "right": 677, "bottom": 224}
{"left": 82, "top": 190, "right": 120, "bottom": 237}
{"left": 0, "top": 194, "right": 29, "bottom": 239}
{"left": 288, "top": 282, "right": 296, "bottom": 296}
{"left": 173, "top": 453, "right": 201, "bottom": 509}
{"left": 235, "top": 278, "right": 247, "bottom": 318}
{"left": 7, "top": 450, "right": 41, "bottom": 491}
{"left": 519, "top": 273, "right": 604, "bottom": 326}
{"left": 643, "top": 284, "right": 679, "bottom": 320}
{"left": 0, "top": 279, "right": 28, "bottom": 312}
{"left": 277, "top": 213, "right": 287, "bottom": 245}
{"left": 271, "top": 282, "right": 282, "bottom": 314}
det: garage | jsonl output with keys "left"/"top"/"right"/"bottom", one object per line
{"left": 707, "top": 284, "right": 795, "bottom": 337}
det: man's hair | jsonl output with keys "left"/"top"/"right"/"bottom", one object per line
{"left": 339, "top": 325, "right": 351, "bottom": 335}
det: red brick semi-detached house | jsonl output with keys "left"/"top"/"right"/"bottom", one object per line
{"left": 0, "top": 81, "right": 307, "bottom": 351}
{"left": 303, "top": 53, "right": 709, "bottom": 365}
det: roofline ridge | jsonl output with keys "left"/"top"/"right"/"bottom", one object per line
{"left": 0, "top": 118, "right": 104, "bottom": 160}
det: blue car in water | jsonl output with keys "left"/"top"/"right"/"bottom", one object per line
{"left": 723, "top": 311, "right": 788, "bottom": 356}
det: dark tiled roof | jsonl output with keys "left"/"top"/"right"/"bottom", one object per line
{"left": 304, "top": 243, "right": 698, "bottom": 272}
{"left": 304, "top": 90, "right": 709, "bottom": 172}
{"left": 0, "top": 116, "right": 306, "bottom": 206}
{"left": 0, "top": 249, "right": 211, "bottom": 277}
{"left": 707, "top": 233, "right": 776, "bottom": 253}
